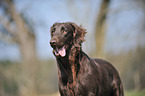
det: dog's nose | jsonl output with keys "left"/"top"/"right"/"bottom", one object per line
{"left": 50, "top": 40, "right": 57, "bottom": 48}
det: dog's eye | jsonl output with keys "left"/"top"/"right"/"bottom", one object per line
{"left": 61, "top": 27, "right": 67, "bottom": 34}
{"left": 62, "top": 30, "right": 67, "bottom": 34}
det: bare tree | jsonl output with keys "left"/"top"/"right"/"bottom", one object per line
{"left": 138, "top": 0, "right": 145, "bottom": 90}
{"left": 0, "top": 0, "right": 37, "bottom": 63}
{"left": 0, "top": 0, "right": 38, "bottom": 95}
{"left": 95, "top": 0, "right": 110, "bottom": 58}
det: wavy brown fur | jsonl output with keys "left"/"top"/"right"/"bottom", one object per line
{"left": 66, "top": 22, "right": 87, "bottom": 89}
{"left": 50, "top": 22, "right": 124, "bottom": 96}
{"left": 68, "top": 22, "right": 86, "bottom": 61}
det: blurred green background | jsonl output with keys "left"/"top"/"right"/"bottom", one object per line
{"left": 0, "top": 0, "right": 145, "bottom": 96}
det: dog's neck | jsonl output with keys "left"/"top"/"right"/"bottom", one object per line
{"left": 56, "top": 46, "right": 81, "bottom": 86}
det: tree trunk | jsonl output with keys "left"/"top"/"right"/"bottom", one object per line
{"left": 133, "top": 70, "right": 140, "bottom": 90}
{"left": 5, "top": 0, "right": 38, "bottom": 95}
{"left": 95, "top": 0, "right": 110, "bottom": 58}
{"left": 140, "top": 62, "right": 145, "bottom": 89}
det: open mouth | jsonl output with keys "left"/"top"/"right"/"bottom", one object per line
{"left": 53, "top": 45, "right": 66, "bottom": 57}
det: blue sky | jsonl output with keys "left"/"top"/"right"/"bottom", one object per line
{"left": 0, "top": 0, "right": 145, "bottom": 61}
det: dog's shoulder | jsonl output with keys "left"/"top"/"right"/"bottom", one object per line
{"left": 93, "top": 58, "right": 111, "bottom": 65}
{"left": 92, "top": 58, "right": 119, "bottom": 74}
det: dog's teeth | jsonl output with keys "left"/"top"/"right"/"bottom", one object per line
{"left": 54, "top": 50, "right": 59, "bottom": 56}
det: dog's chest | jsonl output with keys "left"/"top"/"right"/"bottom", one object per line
{"left": 59, "top": 80, "right": 87, "bottom": 96}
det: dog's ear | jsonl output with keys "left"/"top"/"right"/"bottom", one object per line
{"left": 69, "top": 22, "right": 87, "bottom": 48}
{"left": 69, "top": 23, "right": 76, "bottom": 38}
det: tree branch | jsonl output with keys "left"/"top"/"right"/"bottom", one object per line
{"left": 0, "top": 16, "right": 16, "bottom": 35}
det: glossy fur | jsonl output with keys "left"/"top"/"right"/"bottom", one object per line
{"left": 50, "top": 22, "right": 124, "bottom": 96}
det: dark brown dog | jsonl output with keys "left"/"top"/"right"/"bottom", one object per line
{"left": 50, "top": 22, "right": 124, "bottom": 96}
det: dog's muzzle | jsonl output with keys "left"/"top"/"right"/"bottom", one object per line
{"left": 53, "top": 46, "right": 66, "bottom": 57}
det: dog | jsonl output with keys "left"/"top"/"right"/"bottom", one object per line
{"left": 50, "top": 22, "right": 124, "bottom": 96}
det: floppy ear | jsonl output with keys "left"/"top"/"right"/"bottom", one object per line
{"left": 69, "top": 23, "right": 76, "bottom": 38}
{"left": 69, "top": 22, "right": 87, "bottom": 48}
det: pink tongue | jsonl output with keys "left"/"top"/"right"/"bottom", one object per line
{"left": 58, "top": 46, "right": 66, "bottom": 57}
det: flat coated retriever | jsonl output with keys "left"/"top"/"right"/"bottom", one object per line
{"left": 50, "top": 22, "right": 124, "bottom": 96}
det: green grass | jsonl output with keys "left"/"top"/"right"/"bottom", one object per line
{"left": 125, "top": 90, "right": 145, "bottom": 96}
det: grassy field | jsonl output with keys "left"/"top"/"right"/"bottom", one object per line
{"left": 125, "top": 90, "right": 145, "bottom": 96}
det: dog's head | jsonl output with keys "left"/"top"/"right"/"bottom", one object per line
{"left": 50, "top": 22, "right": 86, "bottom": 57}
